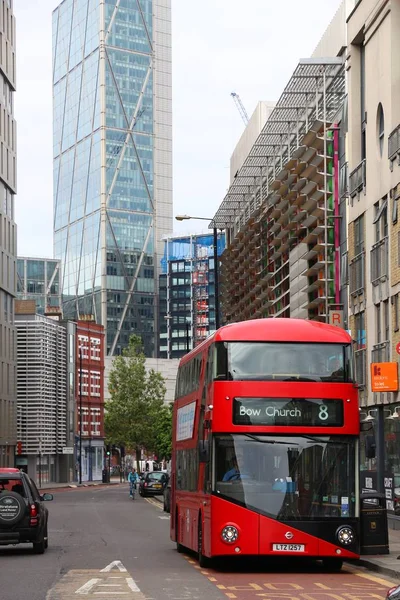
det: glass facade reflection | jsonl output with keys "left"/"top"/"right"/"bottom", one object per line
{"left": 53, "top": 0, "right": 172, "bottom": 356}
{"left": 159, "top": 233, "right": 225, "bottom": 359}
{"left": 17, "top": 258, "right": 61, "bottom": 315}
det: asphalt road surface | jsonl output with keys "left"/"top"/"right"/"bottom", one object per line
{"left": 0, "top": 483, "right": 396, "bottom": 600}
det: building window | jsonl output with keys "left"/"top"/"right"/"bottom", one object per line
{"left": 392, "top": 188, "right": 400, "bottom": 224}
{"left": 384, "top": 300, "right": 389, "bottom": 342}
{"left": 340, "top": 252, "right": 349, "bottom": 288}
{"left": 393, "top": 294, "right": 399, "bottom": 332}
{"left": 376, "top": 303, "right": 381, "bottom": 344}
{"left": 78, "top": 335, "right": 89, "bottom": 359}
{"left": 355, "top": 311, "right": 366, "bottom": 348}
{"left": 90, "top": 337, "right": 100, "bottom": 361}
{"left": 354, "top": 214, "right": 364, "bottom": 256}
{"left": 373, "top": 197, "right": 387, "bottom": 242}
{"left": 377, "top": 103, "right": 384, "bottom": 157}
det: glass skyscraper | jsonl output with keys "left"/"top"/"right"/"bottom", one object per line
{"left": 52, "top": 0, "right": 172, "bottom": 356}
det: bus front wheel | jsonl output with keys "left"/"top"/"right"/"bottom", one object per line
{"left": 322, "top": 558, "right": 343, "bottom": 572}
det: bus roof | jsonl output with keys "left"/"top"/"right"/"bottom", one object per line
{"left": 179, "top": 319, "right": 352, "bottom": 366}
{"left": 215, "top": 318, "right": 352, "bottom": 344}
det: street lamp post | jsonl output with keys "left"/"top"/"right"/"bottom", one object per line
{"left": 79, "top": 346, "right": 83, "bottom": 485}
{"left": 175, "top": 215, "right": 220, "bottom": 330}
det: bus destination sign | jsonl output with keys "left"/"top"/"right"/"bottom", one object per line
{"left": 233, "top": 397, "right": 343, "bottom": 427}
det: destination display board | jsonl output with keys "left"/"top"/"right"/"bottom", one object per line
{"left": 233, "top": 397, "right": 343, "bottom": 427}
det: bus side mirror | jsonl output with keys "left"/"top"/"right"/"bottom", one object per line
{"left": 365, "top": 434, "right": 376, "bottom": 459}
{"left": 198, "top": 440, "right": 209, "bottom": 463}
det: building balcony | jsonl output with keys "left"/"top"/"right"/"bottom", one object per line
{"left": 388, "top": 124, "right": 400, "bottom": 166}
{"left": 370, "top": 237, "right": 388, "bottom": 286}
{"left": 349, "top": 252, "right": 365, "bottom": 297}
{"left": 354, "top": 348, "right": 367, "bottom": 389}
{"left": 371, "top": 341, "right": 390, "bottom": 364}
{"left": 349, "top": 159, "right": 366, "bottom": 197}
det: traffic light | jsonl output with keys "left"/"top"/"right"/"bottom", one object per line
{"left": 106, "top": 444, "right": 111, "bottom": 456}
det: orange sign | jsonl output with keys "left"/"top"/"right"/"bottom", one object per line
{"left": 370, "top": 362, "right": 399, "bottom": 392}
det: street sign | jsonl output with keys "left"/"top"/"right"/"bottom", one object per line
{"left": 370, "top": 362, "right": 399, "bottom": 392}
{"left": 328, "top": 309, "right": 344, "bottom": 328}
{"left": 62, "top": 447, "right": 74, "bottom": 454}
{"left": 396, "top": 342, "right": 400, "bottom": 355}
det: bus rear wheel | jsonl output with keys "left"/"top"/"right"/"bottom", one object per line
{"left": 322, "top": 558, "right": 343, "bottom": 572}
{"left": 176, "top": 513, "right": 184, "bottom": 554}
{"left": 198, "top": 522, "right": 210, "bottom": 568}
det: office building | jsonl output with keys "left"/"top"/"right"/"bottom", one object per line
{"left": 17, "top": 257, "right": 61, "bottom": 315}
{"left": 15, "top": 301, "right": 68, "bottom": 484}
{"left": 159, "top": 232, "right": 225, "bottom": 359}
{"left": 0, "top": 0, "right": 17, "bottom": 467}
{"left": 346, "top": 0, "right": 400, "bottom": 492}
{"left": 76, "top": 318, "right": 105, "bottom": 481}
{"left": 52, "top": 0, "right": 172, "bottom": 357}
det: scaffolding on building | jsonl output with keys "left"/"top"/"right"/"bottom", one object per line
{"left": 211, "top": 58, "right": 345, "bottom": 324}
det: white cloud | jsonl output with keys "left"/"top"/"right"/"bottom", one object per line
{"left": 13, "top": 0, "right": 342, "bottom": 254}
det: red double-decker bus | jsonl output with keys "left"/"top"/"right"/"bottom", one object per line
{"left": 170, "top": 318, "right": 359, "bottom": 570}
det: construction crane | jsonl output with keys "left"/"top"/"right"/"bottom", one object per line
{"left": 231, "top": 92, "right": 249, "bottom": 125}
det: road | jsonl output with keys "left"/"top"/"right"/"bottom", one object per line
{"left": 0, "top": 484, "right": 396, "bottom": 600}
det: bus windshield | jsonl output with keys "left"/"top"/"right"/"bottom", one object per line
{"left": 216, "top": 342, "right": 353, "bottom": 382}
{"left": 214, "top": 434, "right": 357, "bottom": 520}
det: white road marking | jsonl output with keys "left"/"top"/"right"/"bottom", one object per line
{"left": 126, "top": 578, "right": 141, "bottom": 592}
{"left": 158, "top": 516, "right": 170, "bottom": 520}
{"left": 75, "top": 579, "right": 101, "bottom": 594}
{"left": 100, "top": 560, "right": 127, "bottom": 572}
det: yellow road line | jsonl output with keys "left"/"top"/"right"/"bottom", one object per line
{"left": 145, "top": 497, "right": 163, "bottom": 511}
{"left": 346, "top": 565, "right": 398, "bottom": 587}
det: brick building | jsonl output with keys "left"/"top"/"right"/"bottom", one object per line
{"left": 76, "top": 318, "right": 105, "bottom": 481}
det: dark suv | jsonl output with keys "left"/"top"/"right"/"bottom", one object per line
{"left": 0, "top": 468, "right": 53, "bottom": 553}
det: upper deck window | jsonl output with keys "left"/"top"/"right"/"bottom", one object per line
{"left": 215, "top": 342, "right": 354, "bottom": 383}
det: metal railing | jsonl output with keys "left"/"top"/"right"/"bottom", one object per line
{"left": 371, "top": 341, "right": 390, "bottom": 363}
{"left": 349, "top": 252, "right": 365, "bottom": 296}
{"left": 349, "top": 159, "right": 366, "bottom": 197}
{"left": 388, "top": 124, "right": 400, "bottom": 162}
{"left": 370, "top": 237, "right": 388, "bottom": 285}
{"left": 354, "top": 348, "right": 367, "bottom": 389}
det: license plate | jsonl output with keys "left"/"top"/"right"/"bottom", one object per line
{"left": 153, "top": 484, "right": 162, "bottom": 488}
{"left": 272, "top": 543, "right": 305, "bottom": 552}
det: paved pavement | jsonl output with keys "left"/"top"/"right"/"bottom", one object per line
{"left": 357, "top": 528, "right": 400, "bottom": 581}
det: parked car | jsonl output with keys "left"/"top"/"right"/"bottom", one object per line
{"left": 387, "top": 586, "right": 400, "bottom": 599}
{"left": 0, "top": 468, "right": 53, "bottom": 553}
{"left": 163, "top": 474, "right": 171, "bottom": 513}
{"left": 139, "top": 471, "right": 168, "bottom": 497}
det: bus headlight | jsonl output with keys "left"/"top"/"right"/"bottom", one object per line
{"left": 221, "top": 525, "right": 238, "bottom": 543}
{"left": 336, "top": 526, "right": 355, "bottom": 546}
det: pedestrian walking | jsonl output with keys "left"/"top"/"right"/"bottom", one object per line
{"left": 128, "top": 467, "right": 139, "bottom": 499}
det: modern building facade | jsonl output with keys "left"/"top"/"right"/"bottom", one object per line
{"left": 15, "top": 301, "right": 68, "bottom": 484}
{"left": 216, "top": 58, "right": 347, "bottom": 326}
{"left": 0, "top": 0, "right": 17, "bottom": 467}
{"left": 346, "top": 0, "right": 400, "bottom": 487}
{"left": 52, "top": 0, "right": 172, "bottom": 357}
{"left": 76, "top": 318, "right": 105, "bottom": 481}
{"left": 159, "top": 232, "right": 225, "bottom": 359}
{"left": 17, "top": 257, "right": 61, "bottom": 315}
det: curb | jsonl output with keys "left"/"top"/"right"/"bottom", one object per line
{"left": 354, "top": 558, "right": 400, "bottom": 581}
{"left": 39, "top": 482, "right": 123, "bottom": 493}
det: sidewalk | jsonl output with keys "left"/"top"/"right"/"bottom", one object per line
{"left": 39, "top": 476, "right": 124, "bottom": 491}
{"left": 356, "top": 529, "right": 400, "bottom": 580}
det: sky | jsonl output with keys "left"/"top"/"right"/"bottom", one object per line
{"left": 14, "top": 0, "right": 342, "bottom": 257}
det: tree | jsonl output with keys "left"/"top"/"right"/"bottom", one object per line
{"left": 105, "top": 335, "right": 167, "bottom": 471}
{"left": 153, "top": 402, "right": 173, "bottom": 462}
